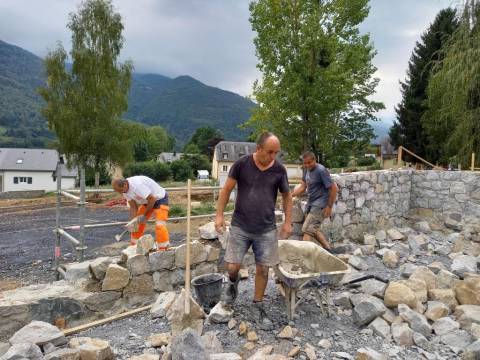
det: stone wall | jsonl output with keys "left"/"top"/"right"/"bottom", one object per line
{"left": 313, "top": 170, "right": 413, "bottom": 241}
{"left": 0, "top": 237, "right": 222, "bottom": 341}
{"left": 410, "top": 170, "right": 480, "bottom": 230}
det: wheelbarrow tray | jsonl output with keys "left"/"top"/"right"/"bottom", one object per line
{"left": 274, "top": 240, "right": 350, "bottom": 288}
{"left": 273, "top": 240, "right": 350, "bottom": 320}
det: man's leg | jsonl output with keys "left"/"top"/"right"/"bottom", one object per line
{"left": 154, "top": 205, "right": 170, "bottom": 250}
{"left": 314, "top": 229, "right": 331, "bottom": 250}
{"left": 254, "top": 264, "right": 269, "bottom": 302}
{"left": 222, "top": 226, "right": 250, "bottom": 304}
{"left": 251, "top": 229, "right": 278, "bottom": 330}
{"left": 130, "top": 205, "right": 147, "bottom": 245}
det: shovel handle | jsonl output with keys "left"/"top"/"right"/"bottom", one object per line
{"left": 185, "top": 179, "right": 192, "bottom": 314}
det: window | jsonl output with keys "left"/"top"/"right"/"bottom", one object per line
{"left": 16, "top": 158, "right": 23, "bottom": 164}
{"left": 19, "top": 177, "right": 27, "bottom": 183}
{"left": 222, "top": 165, "right": 228, "bottom": 172}
{"left": 28, "top": 177, "right": 32, "bottom": 184}
{"left": 13, "top": 177, "right": 18, "bottom": 184}
{"left": 222, "top": 153, "right": 228, "bottom": 159}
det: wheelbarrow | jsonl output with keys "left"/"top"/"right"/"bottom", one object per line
{"left": 274, "top": 240, "right": 350, "bottom": 320}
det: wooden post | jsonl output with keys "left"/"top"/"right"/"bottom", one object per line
{"left": 397, "top": 146, "right": 403, "bottom": 168}
{"left": 472, "top": 153, "right": 475, "bottom": 171}
{"left": 184, "top": 179, "right": 192, "bottom": 315}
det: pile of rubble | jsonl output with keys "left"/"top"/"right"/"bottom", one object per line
{"left": 333, "top": 220, "right": 480, "bottom": 359}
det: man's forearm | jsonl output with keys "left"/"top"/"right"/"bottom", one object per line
{"left": 327, "top": 184, "right": 338, "bottom": 208}
{"left": 216, "top": 188, "right": 230, "bottom": 216}
{"left": 282, "top": 193, "right": 293, "bottom": 223}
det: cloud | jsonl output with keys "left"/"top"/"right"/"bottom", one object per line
{"left": 0, "top": 0, "right": 458, "bottom": 123}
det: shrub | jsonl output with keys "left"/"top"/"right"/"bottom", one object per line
{"left": 356, "top": 156, "right": 377, "bottom": 166}
{"left": 170, "top": 159, "right": 194, "bottom": 181}
{"left": 123, "top": 161, "right": 171, "bottom": 182}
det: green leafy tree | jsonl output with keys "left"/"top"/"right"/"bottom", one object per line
{"left": 389, "top": 8, "right": 458, "bottom": 159}
{"left": 423, "top": 0, "right": 480, "bottom": 166}
{"left": 184, "top": 126, "right": 223, "bottom": 158}
{"left": 170, "top": 159, "right": 194, "bottom": 181}
{"left": 247, "top": 0, "right": 384, "bottom": 162}
{"left": 122, "top": 121, "right": 173, "bottom": 161}
{"left": 39, "top": 0, "right": 133, "bottom": 187}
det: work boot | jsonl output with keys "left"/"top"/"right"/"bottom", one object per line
{"left": 222, "top": 276, "right": 239, "bottom": 304}
{"left": 253, "top": 301, "right": 274, "bottom": 330}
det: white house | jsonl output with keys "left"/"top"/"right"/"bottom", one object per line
{"left": 212, "top": 141, "right": 303, "bottom": 187}
{"left": 0, "top": 148, "right": 77, "bottom": 192}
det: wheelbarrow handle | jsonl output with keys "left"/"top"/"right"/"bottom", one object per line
{"left": 344, "top": 274, "right": 389, "bottom": 285}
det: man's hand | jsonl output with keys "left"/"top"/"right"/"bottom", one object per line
{"left": 322, "top": 206, "right": 332, "bottom": 219}
{"left": 279, "top": 222, "right": 292, "bottom": 240}
{"left": 215, "top": 215, "right": 225, "bottom": 234}
{"left": 137, "top": 215, "right": 147, "bottom": 224}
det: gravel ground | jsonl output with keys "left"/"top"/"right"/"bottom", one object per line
{"left": 71, "top": 222, "right": 463, "bottom": 360}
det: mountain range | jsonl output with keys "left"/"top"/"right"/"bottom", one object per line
{"left": 0, "top": 39, "right": 390, "bottom": 149}
{"left": 0, "top": 39, "right": 254, "bottom": 148}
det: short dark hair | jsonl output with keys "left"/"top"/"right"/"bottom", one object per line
{"left": 256, "top": 131, "right": 274, "bottom": 146}
{"left": 302, "top": 151, "right": 316, "bottom": 161}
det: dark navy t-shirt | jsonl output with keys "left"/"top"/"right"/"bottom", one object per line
{"left": 228, "top": 155, "right": 290, "bottom": 234}
{"left": 302, "top": 163, "right": 333, "bottom": 209}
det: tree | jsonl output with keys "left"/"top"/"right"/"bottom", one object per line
{"left": 247, "top": 0, "right": 384, "bottom": 163}
{"left": 39, "top": 0, "right": 133, "bottom": 187}
{"left": 423, "top": 0, "right": 480, "bottom": 166}
{"left": 184, "top": 126, "right": 223, "bottom": 158}
{"left": 389, "top": 8, "right": 458, "bottom": 159}
{"left": 122, "top": 121, "right": 174, "bottom": 162}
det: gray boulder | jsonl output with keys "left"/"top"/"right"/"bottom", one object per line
{"left": 9, "top": 321, "right": 67, "bottom": 347}
{"left": 353, "top": 295, "right": 386, "bottom": 326}
{"left": 171, "top": 328, "right": 208, "bottom": 360}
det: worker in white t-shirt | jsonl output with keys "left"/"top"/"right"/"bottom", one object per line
{"left": 112, "top": 176, "right": 169, "bottom": 249}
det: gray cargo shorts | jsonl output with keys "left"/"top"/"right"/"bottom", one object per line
{"left": 224, "top": 225, "right": 279, "bottom": 267}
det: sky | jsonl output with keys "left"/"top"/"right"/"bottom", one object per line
{"left": 0, "top": 0, "right": 459, "bottom": 127}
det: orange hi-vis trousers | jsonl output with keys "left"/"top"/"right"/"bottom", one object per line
{"left": 130, "top": 204, "right": 170, "bottom": 250}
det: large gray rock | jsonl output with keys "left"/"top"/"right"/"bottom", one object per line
{"left": 400, "top": 263, "right": 418, "bottom": 278}
{"left": 89, "top": 257, "right": 114, "bottom": 281}
{"left": 83, "top": 291, "right": 122, "bottom": 313}
{"left": 64, "top": 261, "right": 92, "bottom": 284}
{"left": 412, "top": 332, "right": 431, "bottom": 351}
{"left": 192, "top": 263, "right": 218, "bottom": 279}
{"left": 440, "top": 330, "right": 474, "bottom": 354}
{"left": 171, "top": 328, "right": 208, "bottom": 360}
{"left": 455, "top": 305, "right": 480, "bottom": 331}
{"left": 207, "top": 302, "right": 233, "bottom": 324}
{"left": 0, "top": 343, "right": 43, "bottom": 360}
{"left": 451, "top": 255, "right": 478, "bottom": 278}
{"left": 102, "top": 264, "right": 130, "bottom": 291}
{"left": 432, "top": 317, "right": 460, "bottom": 335}
{"left": 353, "top": 295, "right": 386, "bottom": 326}
{"left": 127, "top": 254, "right": 151, "bottom": 276}
{"left": 151, "top": 292, "right": 177, "bottom": 319}
{"left": 398, "top": 304, "right": 432, "bottom": 337}
{"left": 198, "top": 222, "right": 218, "bottom": 240}
{"left": 136, "top": 234, "right": 156, "bottom": 255}
{"left": 9, "top": 321, "right": 67, "bottom": 346}
{"left": 123, "top": 274, "right": 155, "bottom": 307}
{"left": 175, "top": 242, "right": 208, "bottom": 268}
{"left": 367, "top": 317, "right": 391, "bottom": 340}
{"left": 436, "top": 269, "right": 459, "bottom": 289}
{"left": 407, "top": 234, "right": 428, "bottom": 254}
{"left": 414, "top": 221, "right": 431, "bottom": 234}
{"left": 348, "top": 256, "right": 369, "bottom": 271}
{"left": 463, "top": 340, "right": 480, "bottom": 360}
{"left": 149, "top": 250, "right": 175, "bottom": 271}
{"left": 333, "top": 292, "right": 352, "bottom": 309}
{"left": 201, "top": 332, "right": 223, "bottom": 355}
{"left": 391, "top": 323, "right": 413, "bottom": 346}
{"left": 361, "top": 279, "right": 387, "bottom": 298}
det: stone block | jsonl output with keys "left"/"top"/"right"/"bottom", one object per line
{"left": 175, "top": 242, "right": 208, "bottom": 268}
{"left": 149, "top": 250, "right": 175, "bottom": 271}
{"left": 102, "top": 264, "right": 130, "bottom": 291}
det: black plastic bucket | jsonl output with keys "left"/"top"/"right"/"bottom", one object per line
{"left": 191, "top": 273, "right": 223, "bottom": 308}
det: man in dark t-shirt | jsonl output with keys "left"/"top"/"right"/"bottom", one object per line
{"left": 215, "top": 132, "right": 292, "bottom": 329}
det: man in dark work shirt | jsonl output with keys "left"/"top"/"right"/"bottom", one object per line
{"left": 215, "top": 132, "right": 292, "bottom": 328}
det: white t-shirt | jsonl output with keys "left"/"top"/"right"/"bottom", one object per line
{"left": 123, "top": 176, "right": 166, "bottom": 205}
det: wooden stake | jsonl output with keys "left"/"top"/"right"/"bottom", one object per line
{"left": 62, "top": 305, "right": 152, "bottom": 336}
{"left": 397, "top": 146, "right": 403, "bottom": 168}
{"left": 185, "top": 179, "right": 192, "bottom": 315}
{"left": 472, "top": 153, "right": 475, "bottom": 171}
